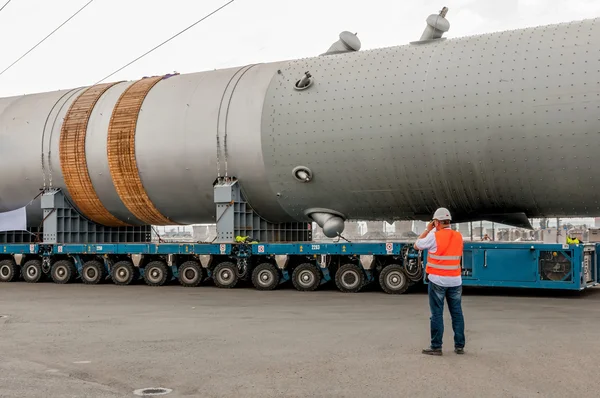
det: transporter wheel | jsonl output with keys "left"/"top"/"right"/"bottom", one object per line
{"left": 111, "top": 261, "right": 137, "bottom": 286}
{"left": 213, "top": 262, "right": 239, "bottom": 289}
{"left": 292, "top": 263, "right": 321, "bottom": 292}
{"left": 144, "top": 261, "right": 169, "bottom": 287}
{"left": 335, "top": 263, "right": 365, "bottom": 293}
{"left": 0, "top": 259, "right": 19, "bottom": 282}
{"left": 252, "top": 263, "right": 280, "bottom": 291}
{"left": 179, "top": 261, "right": 204, "bottom": 287}
{"left": 22, "top": 260, "right": 43, "bottom": 283}
{"left": 51, "top": 260, "right": 77, "bottom": 284}
{"left": 379, "top": 264, "right": 409, "bottom": 294}
{"left": 81, "top": 260, "right": 106, "bottom": 285}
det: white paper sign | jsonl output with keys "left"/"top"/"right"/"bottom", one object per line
{"left": 0, "top": 207, "right": 27, "bottom": 232}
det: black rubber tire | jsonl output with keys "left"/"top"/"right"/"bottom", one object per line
{"left": 379, "top": 264, "right": 410, "bottom": 294}
{"left": 0, "top": 259, "right": 19, "bottom": 282}
{"left": 213, "top": 262, "right": 238, "bottom": 289}
{"left": 51, "top": 260, "right": 77, "bottom": 284}
{"left": 81, "top": 260, "right": 106, "bottom": 285}
{"left": 144, "top": 261, "right": 169, "bottom": 287}
{"left": 178, "top": 261, "right": 203, "bottom": 287}
{"left": 251, "top": 263, "right": 280, "bottom": 291}
{"left": 111, "top": 261, "right": 136, "bottom": 286}
{"left": 292, "top": 263, "right": 321, "bottom": 292}
{"left": 22, "top": 260, "right": 43, "bottom": 283}
{"left": 335, "top": 263, "right": 365, "bottom": 293}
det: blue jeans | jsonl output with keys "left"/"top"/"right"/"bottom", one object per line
{"left": 428, "top": 282, "right": 465, "bottom": 349}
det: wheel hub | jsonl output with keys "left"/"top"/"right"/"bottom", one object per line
{"left": 299, "top": 270, "right": 314, "bottom": 286}
{"left": 148, "top": 267, "right": 163, "bottom": 283}
{"left": 118, "top": 269, "right": 128, "bottom": 278}
{"left": 387, "top": 271, "right": 404, "bottom": 288}
{"left": 86, "top": 268, "right": 97, "bottom": 279}
{"left": 57, "top": 267, "right": 66, "bottom": 277}
{"left": 184, "top": 269, "right": 196, "bottom": 280}
{"left": 342, "top": 270, "right": 359, "bottom": 288}
{"left": 0, "top": 266, "right": 9, "bottom": 277}
{"left": 28, "top": 267, "right": 37, "bottom": 277}
{"left": 259, "top": 270, "right": 272, "bottom": 284}
{"left": 221, "top": 270, "right": 231, "bottom": 280}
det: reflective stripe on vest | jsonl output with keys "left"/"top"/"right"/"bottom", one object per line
{"left": 426, "top": 228, "right": 463, "bottom": 277}
{"left": 427, "top": 263, "right": 461, "bottom": 270}
{"left": 428, "top": 254, "right": 461, "bottom": 261}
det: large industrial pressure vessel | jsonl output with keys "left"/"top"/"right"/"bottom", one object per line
{"left": 0, "top": 16, "right": 599, "bottom": 235}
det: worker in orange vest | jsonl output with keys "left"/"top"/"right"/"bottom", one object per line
{"left": 414, "top": 207, "right": 465, "bottom": 356}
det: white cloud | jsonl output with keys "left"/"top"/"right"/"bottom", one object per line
{"left": 447, "top": 8, "right": 488, "bottom": 37}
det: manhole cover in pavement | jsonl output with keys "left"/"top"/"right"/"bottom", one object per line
{"left": 133, "top": 388, "right": 173, "bottom": 396}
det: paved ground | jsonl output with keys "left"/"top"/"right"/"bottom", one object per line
{"left": 1, "top": 282, "right": 599, "bottom": 398}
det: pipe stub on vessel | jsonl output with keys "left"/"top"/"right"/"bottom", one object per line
{"left": 294, "top": 71, "right": 313, "bottom": 90}
{"left": 292, "top": 166, "right": 313, "bottom": 182}
{"left": 304, "top": 208, "right": 346, "bottom": 238}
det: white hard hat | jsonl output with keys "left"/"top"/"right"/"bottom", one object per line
{"left": 433, "top": 207, "right": 452, "bottom": 221}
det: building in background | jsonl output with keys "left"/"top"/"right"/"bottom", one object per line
{"left": 154, "top": 217, "right": 597, "bottom": 243}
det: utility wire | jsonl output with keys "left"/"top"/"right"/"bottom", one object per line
{"left": 0, "top": 0, "right": 13, "bottom": 14}
{"left": 0, "top": 0, "right": 95, "bottom": 78}
{"left": 94, "top": 0, "right": 236, "bottom": 85}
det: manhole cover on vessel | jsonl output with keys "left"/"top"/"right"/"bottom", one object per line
{"left": 133, "top": 387, "right": 172, "bottom": 396}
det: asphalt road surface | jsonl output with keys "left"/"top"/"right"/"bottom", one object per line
{"left": 1, "top": 283, "right": 599, "bottom": 397}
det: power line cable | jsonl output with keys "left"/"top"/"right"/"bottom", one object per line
{"left": 0, "top": 0, "right": 13, "bottom": 14}
{"left": 94, "top": 0, "right": 236, "bottom": 85}
{"left": 0, "top": 0, "right": 96, "bottom": 78}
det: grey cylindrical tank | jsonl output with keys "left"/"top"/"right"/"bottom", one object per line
{"left": 263, "top": 18, "right": 600, "bottom": 223}
{"left": 0, "top": 18, "right": 599, "bottom": 228}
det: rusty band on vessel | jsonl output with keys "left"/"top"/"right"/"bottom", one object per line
{"left": 107, "top": 76, "right": 176, "bottom": 225}
{"left": 59, "top": 82, "right": 128, "bottom": 227}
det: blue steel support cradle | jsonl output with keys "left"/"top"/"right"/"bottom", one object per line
{"left": 213, "top": 178, "right": 312, "bottom": 243}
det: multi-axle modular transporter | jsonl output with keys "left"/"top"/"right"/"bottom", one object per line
{"left": 0, "top": 186, "right": 597, "bottom": 293}
{"left": 0, "top": 238, "right": 597, "bottom": 293}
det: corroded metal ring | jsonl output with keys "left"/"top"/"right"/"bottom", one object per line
{"left": 107, "top": 76, "right": 175, "bottom": 225}
{"left": 59, "top": 82, "right": 127, "bottom": 226}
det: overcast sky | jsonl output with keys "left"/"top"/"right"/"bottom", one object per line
{"left": 0, "top": 0, "right": 599, "bottom": 97}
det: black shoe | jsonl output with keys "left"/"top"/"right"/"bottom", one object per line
{"left": 422, "top": 347, "right": 442, "bottom": 356}
{"left": 454, "top": 347, "right": 465, "bottom": 355}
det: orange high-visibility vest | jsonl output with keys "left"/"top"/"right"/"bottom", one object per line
{"left": 426, "top": 228, "right": 463, "bottom": 277}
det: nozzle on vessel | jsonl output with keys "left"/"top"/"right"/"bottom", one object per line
{"left": 418, "top": 6, "right": 450, "bottom": 41}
